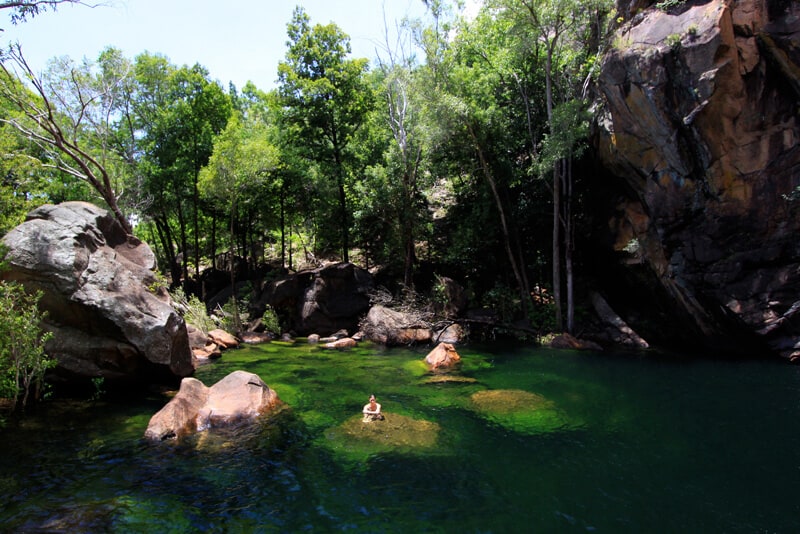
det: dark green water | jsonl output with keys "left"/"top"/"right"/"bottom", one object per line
{"left": 1, "top": 342, "right": 799, "bottom": 532}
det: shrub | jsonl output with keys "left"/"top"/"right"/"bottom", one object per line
{"left": 0, "top": 282, "right": 56, "bottom": 410}
{"left": 170, "top": 287, "right": 216, "bottom": 333}
{"left": 656, "top": 0, "right": 686, "bottom": 11}
{"left": 261, "top": 305, "right": 281, "bottom": 336}
{"left": 216, "top": 297, "right": 249, "bottom": 334}
{"left": 666, "top": 33, "right": 682, "bottom": 49}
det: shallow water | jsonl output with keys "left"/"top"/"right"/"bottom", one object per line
{"left": 1, "top": 342, "right": 799, "bottom": 532}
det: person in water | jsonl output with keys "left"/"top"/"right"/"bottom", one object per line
{"left": 362, "top": 394, "right": 384, "bottom": 422}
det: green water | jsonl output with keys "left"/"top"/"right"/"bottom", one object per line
{"left": 1, "top": 342, "right": 799, "bottom": 532}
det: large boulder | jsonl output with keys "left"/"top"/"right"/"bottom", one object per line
{"left": 144, "top": 370, "right": 282, "bottom": 441}
{"left": 1, "top": 202, "right": 193, "bottom": 382}
{"left": 593, "top": 0, "right": 800, "bottom": 358}
{"left": 255, "top": 262, "right": 373, "bottom": 336}
{"left": 361, "top": 305, "right": 433, "bottom": 345}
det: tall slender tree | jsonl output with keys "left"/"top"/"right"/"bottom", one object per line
{"left": 277, "top": 6, "right": 373, "bottom": 263}
{"left": 199, "top": 112, "right": 279, "bottom": 330}
{"left": 376, "top": 13, "right": 426, "bottom": 288}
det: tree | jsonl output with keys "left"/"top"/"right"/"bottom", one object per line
{"left": 199, "top": 112, "right": 279, "bottom": 331}
{"left": 493, "top": 0, "right": 611, "bottom": 332}
{"left": 376, "top": 13, "right": 426, "bottom": 288}
{"left": 0, "top": 44, "right": 133, "bottom": 233}
{"left": 277, "top": 6, "right": 373, "bottom": 263}
{"left": 134, "top": 55, "right": 231, "bottom": 287}
{"left": 413, "top": 1, "right": 536, "bottom": 320}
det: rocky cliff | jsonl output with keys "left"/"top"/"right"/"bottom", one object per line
{"left": 1, "top": 202, "right": 194, "bottom": 384}
{"left": 594, "top": 0, "right": 800, "bottom": 358}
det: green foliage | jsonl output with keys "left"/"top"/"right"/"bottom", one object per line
{"left": 0, "top": 281, "right": 56, "bottom": 410}
{"left": 90, "top": 377, "right": 105, "bottom": 402}
{"left": 217, "top": 297, "right": 249, "bottom": 334}
{"left": 277, "top": 6, "right": 374, "bottom": 261}
{"left": 482, "top": 282, "right": 522, "bottom": 325}
{"left": 1, "top": 0, "right": 84, "bottom": 25}
{"left": 0, "top": 0, "right": 627, "bottom": 342}
{"left": 169, "top": 287, "right": 216, "bottom": 333}
{"left": 655, "top": 0, "right": 686, "bottom": 12}
{"left": 535, "top": 100, "right": 591, "bottom": 177}
{"left": 261, "top": 305, "right": 281, "bottom": 336}
{"left": 666, "top": 33, "right": 682, "bottom": 49}
{"left": 529, "top": 285, "right": 557, "bottom": 336}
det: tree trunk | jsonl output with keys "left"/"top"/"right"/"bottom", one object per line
{"left": 174, "top": 195, "right": 189, "bottom": 290}
{"left": 564, "top": 158, "right": 574, "bottom": 333}
{"left": 401, "top": 169, "right": 416, "bottom": 288}
{"left": 193, "top": 165, "right": 201, "bottom": 282}
{"left": 280, "top": 184, "right": 287, "bottom": 270}
{"left": 545, "top": 44, "right": 563, "bottom": 332}
{"left": 229, "top": 199, "right": 241, "bottom": 333}
{"left": 154, "top": 213, "right": 179, "bottom": 288}
{"left": 467, "top": 123, "right": 531, "bottom": 317}
{"left": 332, "top": 136, "right": 349, "bottom": 263}
{"left": 210, "top": 209, "right": 217, "bottom": 272}
{"left": 337, "top": 173, "right": 349, "bottom": 263}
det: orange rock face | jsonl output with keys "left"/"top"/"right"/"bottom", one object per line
{"left": 208, "top": 329, "right": 239, "bottom": 349}
{"left": 323, "top": 337, "right": 357, "bottom": 350}
{"left": 595, "top": 0, "right": 800, "bottom": 358}
{"left": 424, "top": 342, "right": 462, "bottom": 370}
{"left": 144, "top": 371, "right": 281, "bottom": 441}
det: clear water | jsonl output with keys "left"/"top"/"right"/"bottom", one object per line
{"left": 1, "top": 342, "right": 799, "bottom": 532}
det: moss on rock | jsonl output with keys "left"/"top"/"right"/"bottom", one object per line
{"left": 469, "top": 389, "right": 568, "bottom": 434}
{"left": 321, "top": 413, "right": 441, "bottom": 462}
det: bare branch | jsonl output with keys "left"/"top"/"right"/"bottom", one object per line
{"left": 0, "top": 42, "right": 132, "bottom": 233}
{"left": 1, "top": 1, "right": 107, "bottom": 25}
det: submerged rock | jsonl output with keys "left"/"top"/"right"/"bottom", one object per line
{"left": 422, "top": 375, "right": 478, "bottom": 385}
{"left": 469, "top": 389, "right": 568, "bottom": 434}
{"left": 323, "top": 413, "right": 440, "bottom": 460}
{"left": 549, "top": 333, "right": 603, "bottom": 351}
{"left": 144, "top": 370, "right": 282, "bottom": 441}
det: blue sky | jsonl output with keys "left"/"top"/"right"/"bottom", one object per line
{"left": 1, "top": 0, "right": 440, "bottom": 90}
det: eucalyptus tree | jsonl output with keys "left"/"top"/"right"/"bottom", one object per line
{"left": 134, "top": 55, "right": 231, "bottom": 285}
{"left": 241, "top": 83, "right": 307, "bottom": 271}
{"left": 277, "top": 6, "right": 373, "bottom": 263}
{"left": 0, "top": 44, "right": 133, "bottom": 233}
{"left": 199, "top": 112, "right": 280, "bottom": 330}
{"left": 489, "top": 0, "right": 612, "bottom": 332}
{"left": 412, "top": 1, "right": 537, "bottom": 320}
{"left": 375, "top": 15, "right": 429, "bottom": 288}
{"left": 0, "top": 0, "right": 92, "bottom": 26}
